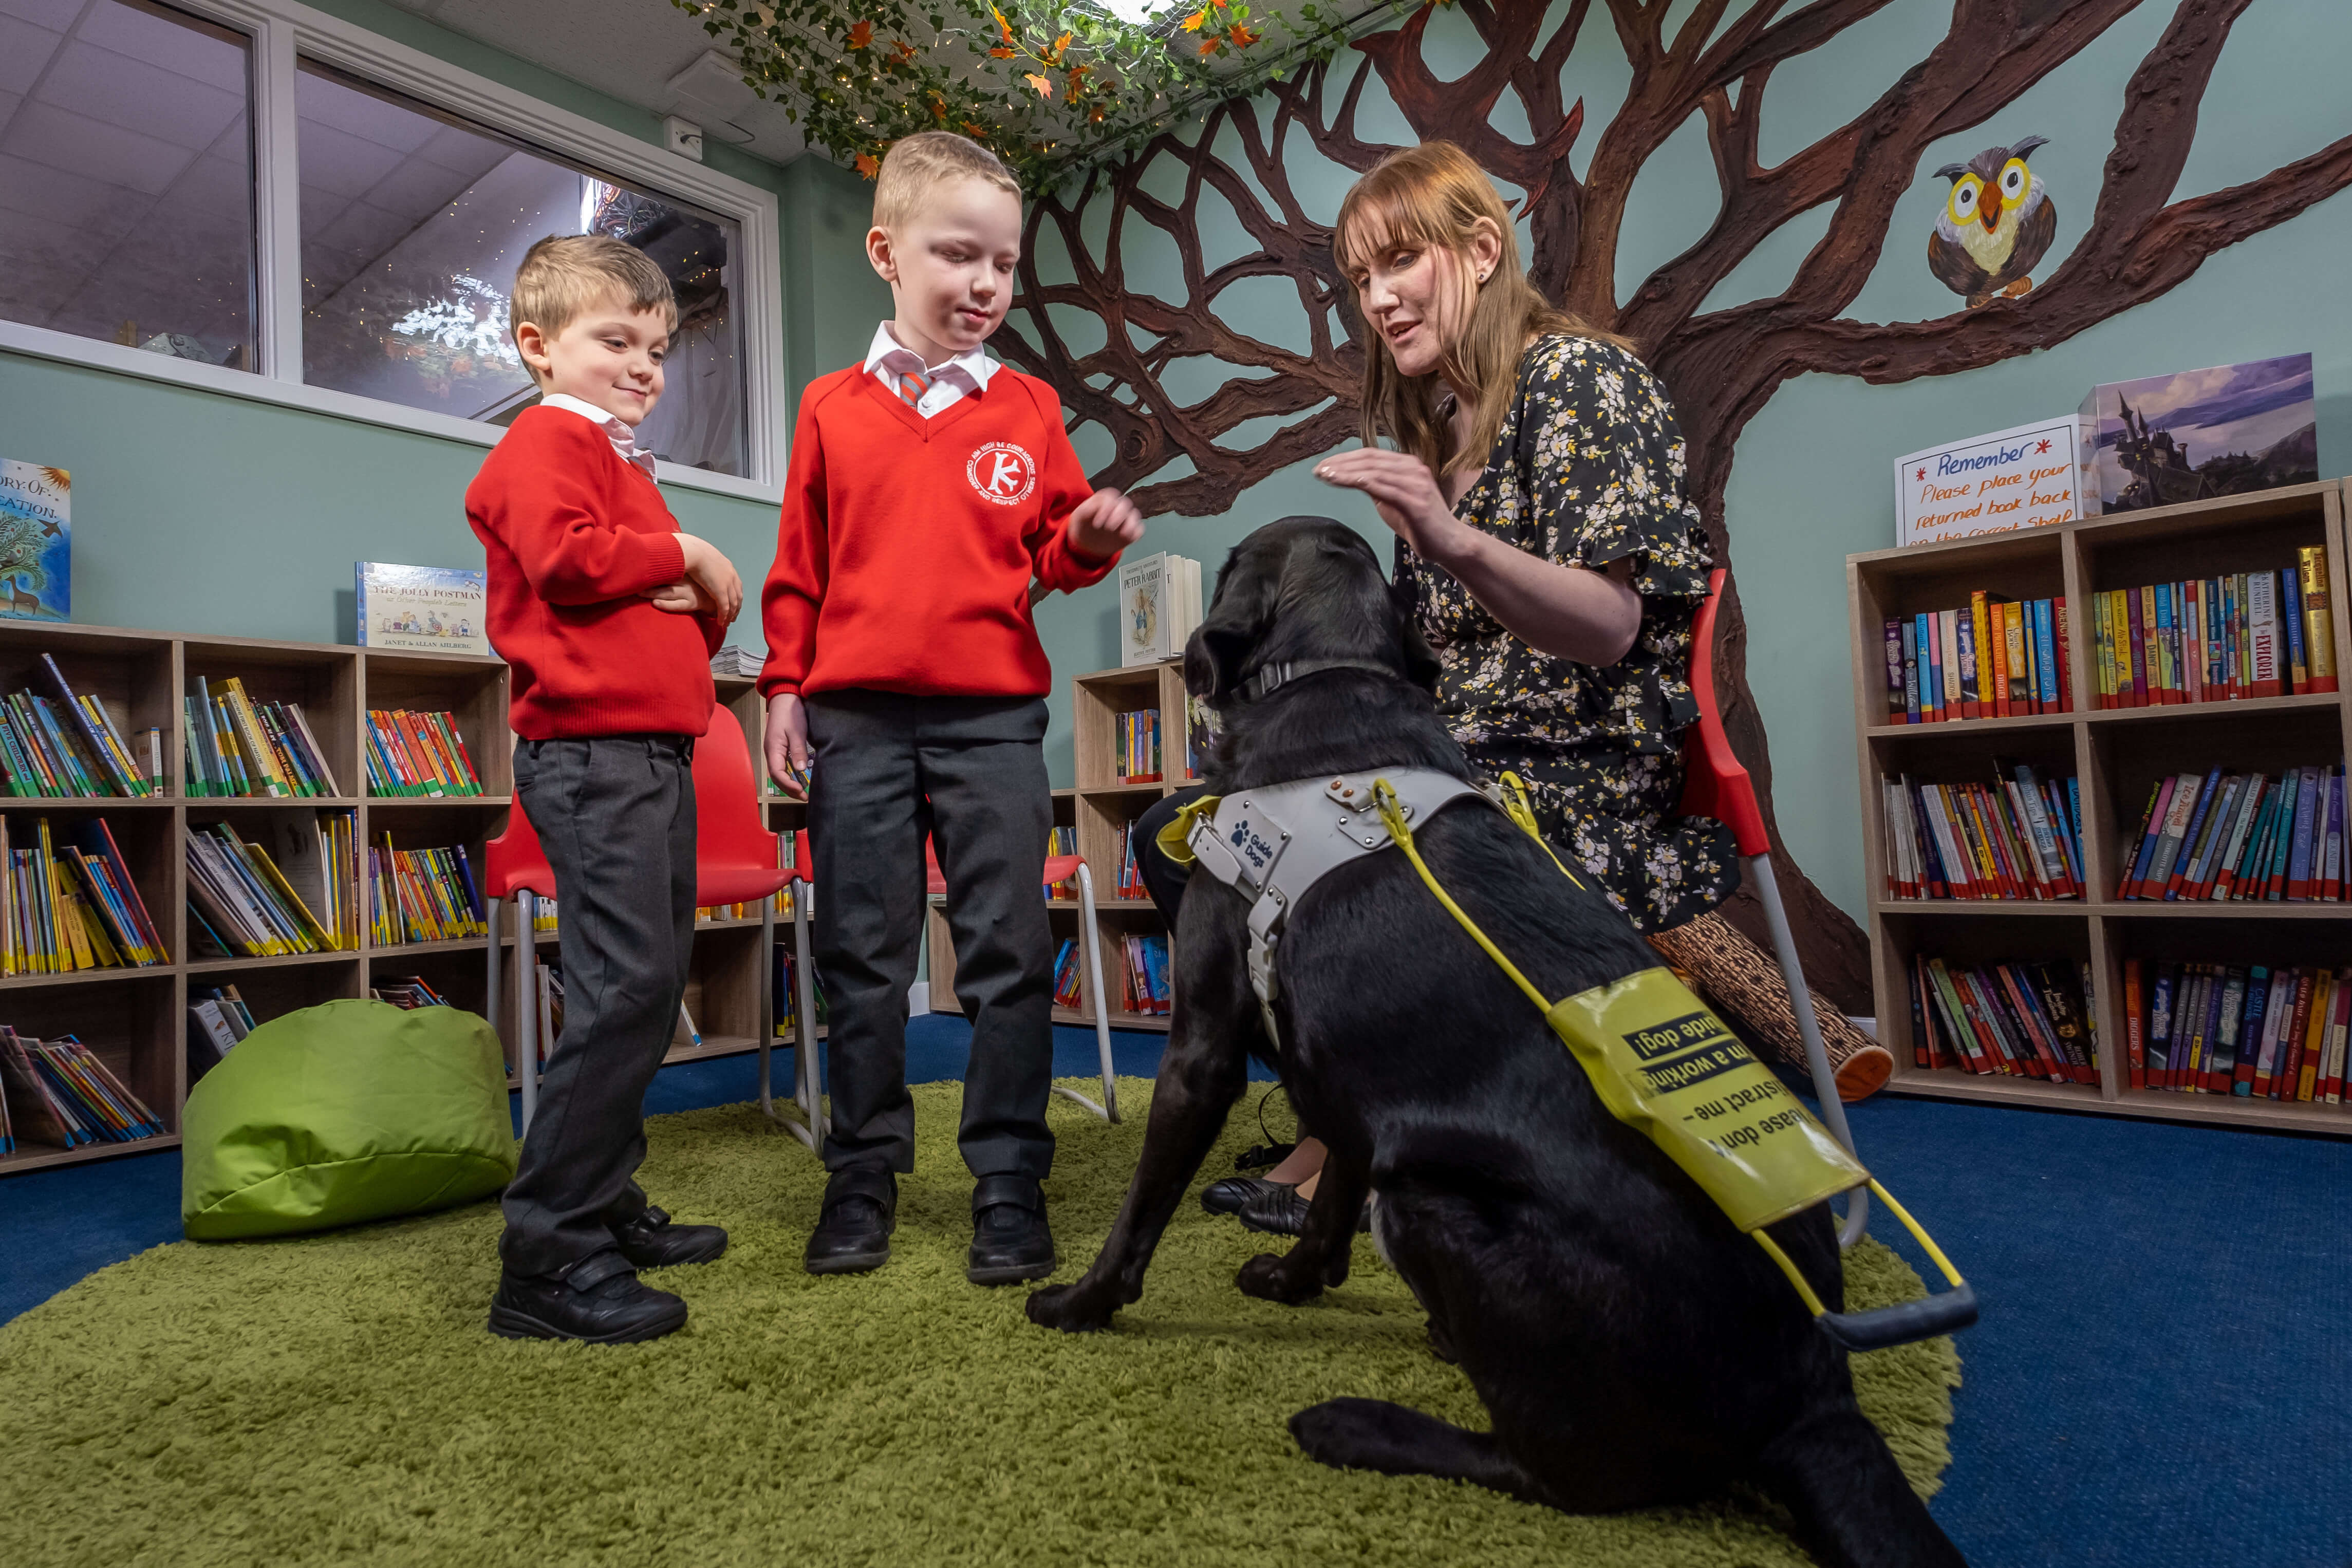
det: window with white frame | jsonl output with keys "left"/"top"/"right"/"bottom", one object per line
{"left": 0, "top": 0, "right": 776, "bottom": 492}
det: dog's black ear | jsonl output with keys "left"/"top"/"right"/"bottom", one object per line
{"left": 1401, "top": 618, "right": 1441, "bottom": 694}
{"left": 1185, "top": 553, "right": 1281, "bottom": 701}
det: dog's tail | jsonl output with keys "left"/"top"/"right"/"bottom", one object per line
{"left": 1751, "top": 1405, "right": 1969, "bottom": 1568}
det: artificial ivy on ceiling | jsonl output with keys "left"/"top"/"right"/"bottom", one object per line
{"left": 668, "top": 0, "right": 1423, "bottom": 186}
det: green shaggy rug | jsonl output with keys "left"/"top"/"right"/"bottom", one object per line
{"left": 0, "top": 1077, "right": 1957, "bottom": 1567}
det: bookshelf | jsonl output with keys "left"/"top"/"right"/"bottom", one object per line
{"left": 1849, "top": 478, "right": 2352, "bottom": 1136}
{"left": 0, "top": 622, "right": 804, "bottom": 1177}
{"left": 928, "top": 660, "right": 1193, "bottom": 1034}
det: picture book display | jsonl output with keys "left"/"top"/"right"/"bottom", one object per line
{"left": 0, "top": 461, "right": 69, "bottom": 621}
{"left": 365, "top": 709, "right": 482, "bottom": 796}
{"left": 2113, "top": 767, "right": 2343, "bottom": 904}
{"left": 367, "top": 837, "right": 487, "bottom": 946}
{"left": 4, "top": 655, "right": 159, "bottom": 797}
{"left": 1882, "top": 592, "right": 2070, "bottom": 722}
{"left": 1113, "top": 708, "right": 1162, "bottom": 783}
{"left": 1117, "top": 552, "right": 1202, "bottom": 667}
{"left": 1908, "top": 956, "right": 2098, "bottom": 1084}
{"left": 2088, "top": 553, "right": 2336, "bottom": 707}
{"left": 1881, "top": 764, "right": 2083, "bottom": 902}
{"left": 183, "top": 678, "right": 339, "bottom": 797}
{"left": 356, "top": 563, "right": 488, "bottom": 656}
{"left": 186, "top": 818, "right": 349, "bottom": 957}
{"left": 3, "top": 815, "right": 168, "bottom": 974}
{"left": 2080, "top": 356, "right": 2318, "bottom": 514}
{"left": 0, "top": 1028, "right": 161, "bottom": 1149}
{"left": 2122, "top": 958, "right": 2351, "bottom": 1103}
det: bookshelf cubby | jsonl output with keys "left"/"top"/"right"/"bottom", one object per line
{"left": 0, "top": 622, "right": 802, "bottom": 1178}
{"left": 929, "top": 661, "right": 1194, "bottom": 1034}
{"left": 1850, "top": 478, "right": 2352, "bottom": 1136}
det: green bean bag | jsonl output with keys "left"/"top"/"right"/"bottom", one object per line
{"left": 182, "top": 999, "right": 516, "bottom": 1241}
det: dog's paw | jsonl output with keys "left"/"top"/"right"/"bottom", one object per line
{"left": 1236, "top": 1250, "right": 1323, "bottom": 1305}
{"left": 1289, "top": 1398, "right": 1375, "bottom": 1470}
{"left": 1026, "top": 1282, "right": 1116, "bottom": 1334}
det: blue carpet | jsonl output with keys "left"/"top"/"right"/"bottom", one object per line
{"left": 4, "top": 1017, "right": 2346, "bottom": 1568}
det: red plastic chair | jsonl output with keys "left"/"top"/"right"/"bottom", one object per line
{"left": 1678, "top": 568, "right": 1866, "bottom": 1245}
{"left": 485, "top": 710, "right": 814, "bottom": 1151}
{"left": 925, "top": 835, "right": 1119, "bottom": 1122}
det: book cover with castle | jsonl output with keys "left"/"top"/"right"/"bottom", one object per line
{"left": 0, "top": 461, "right": 70, "bottom": 621}
{"left": 356, "top": 562, "right": 488, "bottom": 656}
{"left": 2080, "top": 355, "right": 2318, "bottom": 514}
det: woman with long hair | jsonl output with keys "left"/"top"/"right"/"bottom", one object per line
{"left": 1135, "top": 141, "right": 1888, "bottom": 1236}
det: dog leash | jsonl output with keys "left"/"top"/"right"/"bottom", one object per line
{"left": 1369, "top": 777, "right": 1977, "bottom": 1353}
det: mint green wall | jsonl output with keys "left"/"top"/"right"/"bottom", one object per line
{"left": 0, "top": 0, "right": 895, "bottom": 655}
{"left": 1023, "top": 0, "right": 2352, "bottom": 922}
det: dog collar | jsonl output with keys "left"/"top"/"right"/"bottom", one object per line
{"left": 1236, "top": 658, "right": 1397, "bottom": 703}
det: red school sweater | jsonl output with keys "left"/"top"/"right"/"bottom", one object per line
{"left": 758, "top": 364, "right": 1118, "bottom": 700}
{"left": 466, "top": 406, "right": 723, "bottom": 739}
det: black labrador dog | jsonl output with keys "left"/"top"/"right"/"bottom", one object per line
{"left": 1027, "top": 517, "right": 1966, "bottom": 1568}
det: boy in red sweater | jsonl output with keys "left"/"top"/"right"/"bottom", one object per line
{"left": 468, "top": 234, "right": 744, "bottom": 1344}
{"left": 761, "top": 133, "right": 1143, "bottom": 1283}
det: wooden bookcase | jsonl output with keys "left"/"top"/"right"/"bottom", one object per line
{"left": 1847, "top": 478, "right": 2352, "bottom": 1136}
{"left": 0, "top": 622, "right": 802, "bottom": 1177}
{"left": 928, "top": 660, "right": 1194, "bottom": 1034}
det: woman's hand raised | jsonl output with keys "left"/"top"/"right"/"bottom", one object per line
{"left": 1314, "top": 449, "right": 1473, "bottom": 567}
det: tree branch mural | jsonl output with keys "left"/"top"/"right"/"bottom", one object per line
{"left": 991, "top": 0, "right": 2352, "bottom": 1005}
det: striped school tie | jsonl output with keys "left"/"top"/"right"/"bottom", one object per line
{"left": 895, "top": 365, "right": 932, "bottom": 409}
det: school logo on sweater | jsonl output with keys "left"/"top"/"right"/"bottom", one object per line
{"left": 966, "top": 441, "right": 1037, "bottom": 506}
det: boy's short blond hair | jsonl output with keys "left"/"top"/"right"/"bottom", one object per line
{"left": 512, "top": 235, "right": 676, "bottom": 379}
{"left": 872, "top": 132, "right": 1021, "bottom": 233}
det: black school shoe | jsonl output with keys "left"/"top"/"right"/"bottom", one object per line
{"left": 487, "top": 1255, "right": 687, "bottom": 1345}
{"left": 1231, "top": 1182, "right": 1375, "bottom": 1237}
{"left": 611, "top": 1205, "right": 728, "bottom": 1269}
{"left": 967, "top": 1173, "right": 1056, "bottom": 1285}
{"left": 805, "top": 1170, "right": 897, "bottom": 1276}
{"left": 1202, "top": 1174, "right": 1293, "bottom": 1216}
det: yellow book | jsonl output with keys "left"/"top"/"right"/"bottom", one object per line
{"left": 221, "top": 680, "right": 290, "bottom": 797}
{"left": 1968, "top": 591, "right": 1993, "bottom": 716}
{"left": 2298, "top": 972, "right": 2333, "bottom": 1102}
{"left": 2300, "top": 547, "right": 2337, "bottom": 694}
{"left": 2001, "top": 601, "right": 2029, "bottom": 712}
{"left": 236, "top": 837, "right": 327, "bottom": 952}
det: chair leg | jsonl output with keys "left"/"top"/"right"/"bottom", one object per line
{"left": 1747, "top": 854, "right": 1868, "bottom": 1247}
{"left": 516, "top": 891, "right": 538, "bottom": 1139}
{"left": 1050, "top": 864, "right": 1118, "bottom": 1124}
{"left": 485, "top": 890, "right": 503, "bottom": 1096}
{"left": 793, "top": 894, "right": 826, "bottom": 1143}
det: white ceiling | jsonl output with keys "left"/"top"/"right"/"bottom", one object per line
{"left": 382, "top": 0, "right": 811, "bottom": 166}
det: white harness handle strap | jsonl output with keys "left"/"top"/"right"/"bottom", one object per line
{"left": 1183, "top": 768, "right": 1497, "bottom": 1042}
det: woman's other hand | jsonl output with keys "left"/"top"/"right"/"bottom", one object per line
{"left": 1314, "top": 449, "right": 1473, "bottom": 566}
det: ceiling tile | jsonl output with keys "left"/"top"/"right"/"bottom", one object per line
{"left": 0, "top": 14, "right": 61, "bottom": 95}
{"left": 295, "top": 113, "right": 410, "bottom": 197}
{"left": 363, "top": 151, "right": 502, "bottom": 226}
{"left": 40, "top": 40, "right": 248, "bottom": 154}
{"left": 76, "top": 0, "right": 249, "bottom": 93}
{"left": 2, "top": 100, "right": 195, "bottom": 197}
{"left": 0, "top": 0, "right": 84, "bottom": 30}
{"left": 296, "top": 67, "right": 440, "bottom": 154}
{"left": 0, "top": 149, "right": 147, "bottom": 241}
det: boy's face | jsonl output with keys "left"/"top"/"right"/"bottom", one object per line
{"left": 868, "top": 175, "right": 1022, "bottom": 365}
{"left": 515, "top": 291, "right": 670, "bottom": 427}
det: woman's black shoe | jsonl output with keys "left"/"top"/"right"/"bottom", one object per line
{"left": 1226, "top": 1182, "right": 1375, "bottom": 1237}
{"left": 806, "top": 1173, "right": 897, "bottom": 1276}
{"left": 487, "top": 1257, "right": 687, "bottom": 1344}
{"left": 968, "top": 1174, "right": 1056, "bottom": 1285}
{"left": 1201, "top": 1175, "right": 1294, "bottom": 1216}
{"left": 610, "top": 1205, "right": 728, "bottom": 1268}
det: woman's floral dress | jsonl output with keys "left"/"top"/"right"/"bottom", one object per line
{"left": 1394, "top": 333, "right": 1740, "bottom": 933}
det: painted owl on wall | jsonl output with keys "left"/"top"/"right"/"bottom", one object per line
{"left": 1929, "top": 136, "right": 2057, "bottom": 308}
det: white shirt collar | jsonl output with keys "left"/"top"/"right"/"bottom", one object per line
{"left": 539, "top": 393, "right": 658, "bottom": 480}
{"left": 863, "top": 323, "right": 997, "bottom": 393}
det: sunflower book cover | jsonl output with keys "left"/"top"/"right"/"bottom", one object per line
{"left": 0, "top": 461, "right": 70, "bottom": 621}
{"left": 356, "top": 563, "right": 488, "bottom": 656}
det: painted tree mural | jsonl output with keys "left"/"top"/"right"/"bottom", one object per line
{"left": 991, "top": 0, "right": 2352, "bottom": 1003}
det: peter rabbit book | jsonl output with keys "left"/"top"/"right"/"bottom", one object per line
{"left": 356, "top": 563, "right": 488, "bottom": 656}
{"left": 0, "top": 461, "right": 69, "bottom": 621}
{"left": 1118, "top": 552, "right": 1169, "bottom": 666}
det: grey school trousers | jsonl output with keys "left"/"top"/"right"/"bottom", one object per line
{"left": 498, "top": 734, "right": 697, "bottom": 1282}
{"left": 805, "top": 690, "right": 1055, "bottom": 1185}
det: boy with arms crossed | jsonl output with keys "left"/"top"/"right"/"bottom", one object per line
{"left": 762, "top": 134, "right": 1143, "bottom": 1283}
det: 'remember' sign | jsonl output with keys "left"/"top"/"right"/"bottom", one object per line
{"left": 1894, "top": 416, "right": 2080, "bottom": 549}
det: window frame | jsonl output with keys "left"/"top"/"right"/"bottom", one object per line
{"left": 0, "top": 0, "right": 786, "bottom": 503}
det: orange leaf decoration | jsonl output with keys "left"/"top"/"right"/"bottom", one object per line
{"left": 846, "top": 18, "right": 872, "bottom": 47}
{"left": 1024, "top": 71, "right": 1052, "bottom": 97}
{"left": 1054, "top": 30, "right": 1071, "bottom": 53}
{"left": 1066, "top": 62, "right": 1090, "bottom": 79}
{"left": 990, "top": 45, "right": 1016, "bottom": 56}
{"left": 961, "top": 121, "right": 989, "bottom": 137}
{"left": 1229, "top": 23, "right": 1258, "bottom": 46}
{"left": 1198, "top": 35, "right": 1218, "bottom": 52}
{"left": 854, "top": 152, "right": 880, "bottom": 178}
{"left": 1088, "top": 103, "right": 1105, "bottom": 123}
{"left": 1181, "top": 9, "right": 1206, "bottom": 28}
{"left": 890, "top": 38, "right": 916, "bottom": 62}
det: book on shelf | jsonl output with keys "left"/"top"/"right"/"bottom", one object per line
{"left": 2113, "top": 766, "right": 2342, "bottom": 903}
{"left": 1118, "top": 932, "right": 1171, "bottom": 1016}
{"left": 3, "top": 815, "right": 169, "bottom": 974}
{"left": 188, "top": 983, "right": 256, "bottom": 1072}
{"left": 1110, "top": 818, "right": 1150, "bottom": 899}
{"left": 367, "top": 837, "right": 488, "bottom": 945}
{"left": 356, "top": 562, "right": 488, "bottom": 656}
{"left": 1117, "top": 552, "right": 1203, "bottom": 666}
{"left": 2121, "top": 958, "right": 2351, "bottom": 1103}
{"left": 0, "top": 1028, "right": 162, "bottom": 1148}
{"left": 1883, "top": 593, "right": 2069, "bottom": 723}
{"left": 372, "top": 975, "right": 452, "bottom": 1010}
{"left": 0, "top": 654, "right": 158, "bottom": 798}
{"left": 773, "top": 945, "right": 827, "bottom": 1037}
{"left": 1880, "top": 763, "right": 2083, "bottom": 901}
{"left": 186, "top": 820, "right": 341, "bottom": 958}
{"left": 2089, "top": 554, "right": 2339, "bottom": 708}
{"left": 364, "top": 709, "right": 482, "bottom": 797}
{"left": 1044, "top": 825, "right": 1079, "bottom": 898}
{"left": 0, "top": 460, "right": 70, "bottom": 621}
{"left": 1908, "top": 955, "right": 2098, "bottom": 1084}
{"left": 1113, "top": 708, "right": 1163, "bottom": 783}
{"left": 183, "top": 677, "right": 339, "bottom": 798}
{"left": 1051, "top": 938, "right": 1086, "bottom": 1010}
{"left": 710, "top": 645, "right": 762, "bottom": 679}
